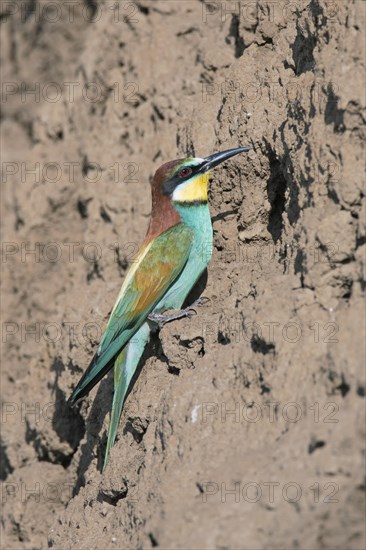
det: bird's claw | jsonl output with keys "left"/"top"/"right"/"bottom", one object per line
{"left": 148, "top": 296, "right": 210, "bottom": 328}
{"left": 189, "top": 296, "right": 211, "bottom": 311}
{"left": 186, "top": 309, "right": 197, "bottom": 319}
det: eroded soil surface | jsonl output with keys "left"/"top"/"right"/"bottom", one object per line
{"left": 1, "top": 1, "right": 365, "bottom": 548}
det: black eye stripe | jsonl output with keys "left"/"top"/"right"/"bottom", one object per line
{"left": 163, "top": 163, "right": 202, "bottom": 196}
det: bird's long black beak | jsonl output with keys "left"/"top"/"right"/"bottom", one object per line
{"left": 201, "top": 146, "right": 252, "bottom": 172}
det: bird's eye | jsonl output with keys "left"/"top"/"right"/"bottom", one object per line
{"left": 179, "top": 167, "right": 192, "bottom": 178}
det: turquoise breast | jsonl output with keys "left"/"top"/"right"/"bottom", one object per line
{"left": 154, "top": 203, "right": 213, "bottom": 312}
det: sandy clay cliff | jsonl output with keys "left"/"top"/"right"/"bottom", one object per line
{"left": 1, "top": 0, "right": 365, "bottom": 548}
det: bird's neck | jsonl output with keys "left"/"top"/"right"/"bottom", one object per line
{"left": 144, "top": 197, "right": 211, "bottom": 247}
{"left": 144, "top": 193, "right": 180, "bottom": 244}
{"left": 172, "top": 200, "right": 211, "bottom": 230}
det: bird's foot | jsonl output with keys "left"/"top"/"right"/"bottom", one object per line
{"left": 148, "top": 309, "right": 194, "bottom": 328}
{"left": 148, "top": 297, "right": 210, "bottom": 328}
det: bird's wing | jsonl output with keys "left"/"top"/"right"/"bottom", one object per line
{"left": 68, "top": 223, "right": 193, "bottom": 404}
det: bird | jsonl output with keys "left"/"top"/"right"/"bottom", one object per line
{"left": 68, "top": 145, "right": 252, "bottom": 469}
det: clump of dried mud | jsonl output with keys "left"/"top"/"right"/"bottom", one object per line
{"left": 1, "top": 1, "right": 365, "bottom": 549}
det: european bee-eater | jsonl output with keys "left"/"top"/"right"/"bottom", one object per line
{"left": 68, "top": 146, "right": 252, "bottom": 469}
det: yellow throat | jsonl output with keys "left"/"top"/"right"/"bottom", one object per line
{"left": 172, "top": 172, "right": 209, "bottom": 203}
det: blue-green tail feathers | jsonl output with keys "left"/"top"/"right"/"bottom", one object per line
{"left": 103, "top": 323, "right": 150, "bottom": 470}
{"left": 67, "top": 348, "right": 117, "bottom": 406}
{"left": 67, "top": 321, "right": 149, "bottom": 405}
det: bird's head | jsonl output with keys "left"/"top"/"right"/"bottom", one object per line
{"left": 145, "top": 146, "right": 252, "bottom": 243}
{"left": 152, "top": 146, "right": 252, "bottom": 205}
